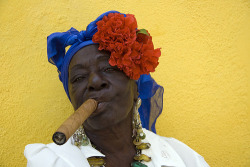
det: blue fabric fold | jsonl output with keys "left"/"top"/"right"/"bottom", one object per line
{"left": 47, "top": 10, "right": 164, "bottom": 133}
{"left": 137, "top": 74, "right": 164, "bottom": 133}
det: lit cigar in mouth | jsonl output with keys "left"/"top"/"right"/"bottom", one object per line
{"left": 52, "top": 99, "right": 97, "bottom": 145}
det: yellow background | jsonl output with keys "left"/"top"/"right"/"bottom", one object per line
{"left": 0, "top": 0, "right": 249, "bottom": 166}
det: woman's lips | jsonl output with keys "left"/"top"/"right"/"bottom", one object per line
{"left": 89, "top": 101, "right": 106, "bottom": 117}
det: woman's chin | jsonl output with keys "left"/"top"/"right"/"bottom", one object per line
{"left": 84, "top": 117, "right": 118, "bottom": 130}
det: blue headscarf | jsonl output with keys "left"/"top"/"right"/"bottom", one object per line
{"left": 47, "top": 10, "right": 163, "bottom": 133}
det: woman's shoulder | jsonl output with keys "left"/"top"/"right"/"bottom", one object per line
{"left": 24, "top": 139, "right": 90, "bottom": 167}
{"left": 143, "top": 129, "right": 209, "bottom": 167}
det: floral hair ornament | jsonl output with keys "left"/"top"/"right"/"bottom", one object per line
{"left": 47, "top": 11, "right": 163, "bottom": 133}
{"left": 93, "top": 13, "right": 161, "bottom": 80}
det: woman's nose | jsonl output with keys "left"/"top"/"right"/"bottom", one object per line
{"left": 87, "top": 72, "right": 108, "bottom": 91}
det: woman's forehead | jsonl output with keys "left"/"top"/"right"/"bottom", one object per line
{"left": 69, "top": 44, "right": 110, "bottom": 69}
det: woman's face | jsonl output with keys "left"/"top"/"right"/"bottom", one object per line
{"left": 68, "top": 44, "right": 137, "bottom": 130}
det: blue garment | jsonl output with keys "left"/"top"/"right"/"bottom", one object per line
{"left": 47, "top": 10, "right": 163, "bottom": 133}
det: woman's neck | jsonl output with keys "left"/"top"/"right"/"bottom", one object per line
{"left": 84, "top": 111, "right": 136, "bottom": 166}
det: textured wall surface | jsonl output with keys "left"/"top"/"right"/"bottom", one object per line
{"left": 0, "top": 0, "right": 249, "bottom": 166}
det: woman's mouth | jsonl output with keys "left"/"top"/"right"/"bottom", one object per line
{"left": 89, "top": 101, "right": 106, "bottom": 117}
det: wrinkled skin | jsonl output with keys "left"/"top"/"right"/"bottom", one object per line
{"left": 68, "top": 44, "right": 138, "bottom": 130}
{"left": 68, "top": 44, "right": 137, "bottom": 166}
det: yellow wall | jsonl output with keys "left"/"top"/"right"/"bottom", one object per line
{"left": 0, "top": 0, "right": 249, "bottom": 166}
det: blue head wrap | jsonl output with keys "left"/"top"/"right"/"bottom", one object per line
{"left": 47, "top": 11, "right": 164, "bottom": 133}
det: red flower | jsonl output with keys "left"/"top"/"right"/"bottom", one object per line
{"left": 93, "top": 13, "right": 161, "bottom": 80}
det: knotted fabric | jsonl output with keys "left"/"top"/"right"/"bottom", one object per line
{"left": 47, "top": 10, "right": 163, "bottom": 133}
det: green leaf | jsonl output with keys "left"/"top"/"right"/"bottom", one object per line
{"left": 137, "top": 29, "right": 149, "bottom": 36}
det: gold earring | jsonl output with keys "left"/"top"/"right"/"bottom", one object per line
{"left": 131, "top": 98, "right": 151, "bottom": 167}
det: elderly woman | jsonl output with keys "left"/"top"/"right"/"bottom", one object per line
{"left": 24, "top": 11, "right": 209, "bottom": 167}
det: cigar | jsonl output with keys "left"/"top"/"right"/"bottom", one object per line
{"left": 52, "top": 99, "right": 97, "bottom": 145}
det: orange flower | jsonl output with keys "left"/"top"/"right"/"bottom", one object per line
{"left": 93, "top": 13, "right": 161, "bottom": 80}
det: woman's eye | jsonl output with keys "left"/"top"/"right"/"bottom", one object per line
{"left": 104, "top": 67, "right": 115, "bottom": 72}
{"left": 73, "top": 76, "right": 85, "bottom": 83}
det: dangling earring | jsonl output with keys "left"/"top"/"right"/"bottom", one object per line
{"left": 132, "top": 98, "right": 145, "bottom": 140}
{"left": 131, "top": 98, "right": 151, "bottom": 167}
{"left": 73, "top": 125, "right": 89, "bottom": 146}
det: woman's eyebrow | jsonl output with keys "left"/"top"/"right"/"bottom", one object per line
{"left": 96, "top": 54, "right": 110, "bottom": 61}
{"left": 69, "top": 54, "right": 110, "bottom": 73}
{"left": 69, "top": 64, "right": 85, "bottom": 74}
